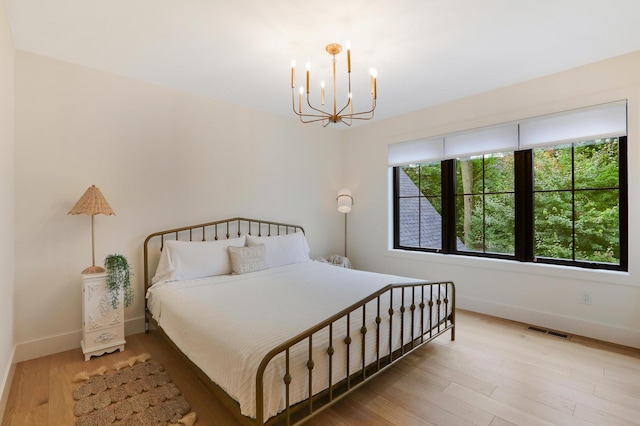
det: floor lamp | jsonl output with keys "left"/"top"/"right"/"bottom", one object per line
{"left": 337, "top": 189, "right": 353, "bottom": 257}
{"left": 68, "top": 185, "right": 115, "bottom": 274}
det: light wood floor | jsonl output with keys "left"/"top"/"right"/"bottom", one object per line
{"left": 3, "top": 310, "right": 640, "bottom": 425}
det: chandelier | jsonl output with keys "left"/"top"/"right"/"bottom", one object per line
{"left": 291, "top": 42, "right": 377, "bottom": 126}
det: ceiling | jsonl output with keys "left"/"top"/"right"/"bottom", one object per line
{"left": 5, "top": 0, "right": 640, "bottom": 125}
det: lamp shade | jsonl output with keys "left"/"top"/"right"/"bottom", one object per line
{"left": 337, "top": 188, "right": 353, "bottom": 213}
{"left": 68, "top": 185, "right": 115, "bottom": 216}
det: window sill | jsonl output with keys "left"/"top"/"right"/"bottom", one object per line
{"left": 385, "top": 248, "right": 633, "bottom": 287}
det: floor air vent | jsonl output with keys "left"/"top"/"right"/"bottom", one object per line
{"left": 526, "top": 326, "right": 570, "bottom": 339}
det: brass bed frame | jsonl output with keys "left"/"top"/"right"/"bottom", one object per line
{"left": 143, "top": 217, "right": 455, "bottom": 425}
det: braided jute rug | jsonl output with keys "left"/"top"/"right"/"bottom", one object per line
{"left": 72, "top": 353, "right": 197, "bottom": 426}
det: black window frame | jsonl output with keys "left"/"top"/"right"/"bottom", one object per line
{"left": 393, "top": 136, "right": 628, "bottom": 271}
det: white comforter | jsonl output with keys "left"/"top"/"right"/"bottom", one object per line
{"left": 147, "top": 261, "right": 447, "bottom": 420}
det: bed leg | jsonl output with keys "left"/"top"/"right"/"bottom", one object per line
{"left": 145, "top": 318, "right": 150, "bottom": 334}
{"left": 450, "top": 312, "right": 456, "bottom": 341}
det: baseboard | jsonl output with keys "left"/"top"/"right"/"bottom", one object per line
{"left": 0, "top": 346, "right": 16, "bottom": 423}
{"left": 458, "top": 296, "right": 640, "bottom": 349}
{"left": 13, "top": 316, "right": 146, "bottom": 363}
{"left": 124, "top": 315, "right": 147, "bottom": 336}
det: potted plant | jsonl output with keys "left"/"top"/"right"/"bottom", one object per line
{"left": 104, "top": 254, "right": 134, "bottom": 310}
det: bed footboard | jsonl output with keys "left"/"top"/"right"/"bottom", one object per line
{"left": 256, "top": 280, "right": 455, "bottom": 425}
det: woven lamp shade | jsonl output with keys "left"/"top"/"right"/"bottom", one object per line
{"left": 68, "top": 185, "right": 115, "bottom": 216}
{"left": 69, "top": 185, "right": 115, "bottom": 274}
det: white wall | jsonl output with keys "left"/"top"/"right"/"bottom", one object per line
{"left": 344, "top": 51, "right": 640, "bottom": 349}
{"left": 0, "top": 0, "right": 15, "bottom": 417}
{"left": 13, "top": 51, "right": 345, "bottom": 361}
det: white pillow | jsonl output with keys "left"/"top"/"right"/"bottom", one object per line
{"left": 246, "top": 231, "right": 310, "bottom": 268}
{"left": 151, "top": 236, "right": 246, "bottom": 284}
{"left": 228, "top": 244, "right": 267, "bottom": 275}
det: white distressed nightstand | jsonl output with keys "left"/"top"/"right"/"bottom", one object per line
{"left": 81, "top": 273, "right": 126, "bottom": 361}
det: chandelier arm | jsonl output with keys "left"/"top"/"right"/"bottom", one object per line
{"left": 291, "top": 90, "right": 302, "bottom": 116}
{"left": 292, "top": 108, "right": 338, "bottom": 121}
{"left": 335, "top": 106, "right": 376, "bottom": 120}
{"left": 305, "top": 94, "right": 332, "bottom": 117}
{"left": 343, "top": 99, "right": 377, "bottom": 118}
{"left": 336, "top": 99, "right": 353, "bottom": 117}
{"left": 347, "top": 109, "right": 376, "bottom": 117}
{"left": 302, "top": 110, "right": 332, "bottom": 119}
{"left": 343, "top": 112, "right": 375, "bottom": 121}
{"left": 345, "top": 115, "right": 374, "bottom": 121}
{"left": 295, "top": 110, "right": 339, "bottom": 123}
{"left": 299, "top": 100, "right": 375, "bottom": 122}
{"left": 292, "top": 89, "right": 336, "bottom": 121}
{"left": 297, "top": 113, "right": 335, "bottom": 121}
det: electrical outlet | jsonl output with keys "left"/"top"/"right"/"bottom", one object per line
{"left": 580, "top": 291, "right": 592, "bottom": 305}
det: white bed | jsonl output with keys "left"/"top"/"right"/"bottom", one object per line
{"left": 143, "top": 218, "right": 455, "bottom": 425}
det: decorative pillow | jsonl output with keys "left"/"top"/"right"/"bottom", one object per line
{"left": 228, "top": 244, "right": 267, "bottom": 275}
{"left": 151, "top": 236, "right": 246, "bottom": 284}
{"left": 246, "top": 231, "right": 310, "bottom": 269}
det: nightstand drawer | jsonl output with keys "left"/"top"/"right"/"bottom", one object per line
{"left": 83, "top": 327, "right": 125, "bottom": 350}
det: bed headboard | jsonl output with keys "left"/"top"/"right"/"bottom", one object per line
{"left": 143, "top": 217, "right": 305, "bottom": 296}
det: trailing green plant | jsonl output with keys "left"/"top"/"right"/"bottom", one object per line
{"left": 104, "top": 254, "right": 134, "bottom": 310}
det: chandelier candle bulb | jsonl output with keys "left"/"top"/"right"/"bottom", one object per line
{"left": 346, "top": 41, "right": 351, "bottom": 73}
{"left": 321, "top": 81, "right": 325, "bottom": 105}
{"left": 306, "top": 62, "right": 310, "bottom": 93}
{"left": 291, "top": 60, "right": 295, "bottom": 88}
{"left": 299, "top": 87, "right": 303, "bottom": 112}
{"left": 370, "top": 68, "right": 377, "bottom": 98}
{"left": 370, "top": 70, "right": 374, "bottom": 94}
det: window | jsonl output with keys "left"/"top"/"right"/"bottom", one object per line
{"left": 456, "top": 152, "right": 515, "bottom": 255}
{"left": 396, "top": 162, "right": 442, "bottom": 250}
{"left": 533, "top": 138, "right": 623, "bottom": 265}
{"left": 391, "top": 101, "right": 628, "bottom": 271}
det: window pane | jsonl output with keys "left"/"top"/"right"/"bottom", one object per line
{"left": 534, "top": 191, "right": 573, "bottom": 260}
{"left": 397, "top": 164, "right": 442, "bottom": 250}
{"left": 399, "top": 165, "right": 420, "bottom": 197}
{"left": 420, "top": 196, "right": 442, "bottom": 250}
{"left": 484, "top": 152, "right": 514, "bottom": 193}
{"left": 575, "top": 189, "right": 619, "bottom": 263}
{"left": 485, "top": 193, "right": 515, "bottom": 254}
{"left": 456, "top": 156, "right": 483, "bottom": 195}
{"left": 455, "top": 193, "right": 515, "bottom": 255}
{"left": 455, "top": 194, "right": 483, "bottom": 252}
{"left": 574, "top": 139, "right": 619, "bottom": 190}
{"left": 534, "top": 144, "right": 572, "bottom": 191}
{"left": 398, "top": 198, "right": 420, "bottom": 248}
{"left": 418, "top": 162, "right": 441, "bottom": 198}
